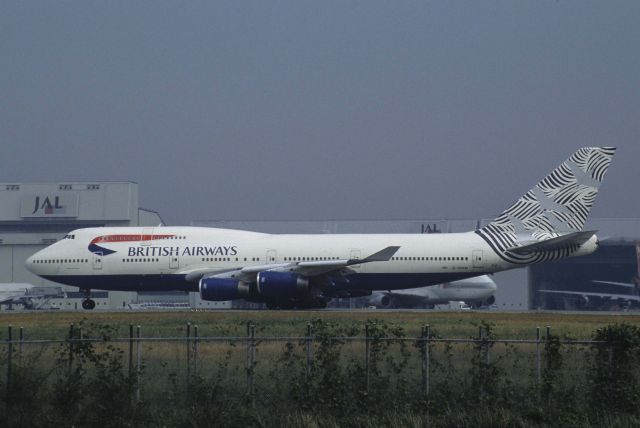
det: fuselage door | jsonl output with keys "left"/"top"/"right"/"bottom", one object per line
{"left": 141, "top": 228, "right": 154, "bottom": 246}
{"left": 350, "top": 249, "right": 362, "bottom": 271}
{"left": 169, "top": 255, "right": 179, "bottom": 269}
{"left": 472, "top": 250, "right": 484, "bottom": 269}
{"left": 266, "top": 249, "right": 277, "bottom": 264}
{"left": 92, "top": 253, "right": 103, "bottom": 270}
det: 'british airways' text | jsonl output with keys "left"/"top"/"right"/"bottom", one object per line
{"left": 127, "top": 246, "right": 238, "bottom": 257}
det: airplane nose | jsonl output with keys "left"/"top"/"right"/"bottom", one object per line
{"left": 25, "top": 253, "right": 40, "bottom": 274}
{"left": 25, "top": 255, "right": 35, "bottom": 273}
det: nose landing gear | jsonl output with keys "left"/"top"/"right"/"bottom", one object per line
{"left": 81, "top": 289, "right": 96, "bottom": 310}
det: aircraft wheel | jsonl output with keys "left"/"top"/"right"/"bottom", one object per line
{"left": 82, "top": 299, "right": 96, "bottom": 310}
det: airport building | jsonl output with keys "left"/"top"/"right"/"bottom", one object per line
{"left": 530, "top": 219, "right": 640, "bottom": 311}
{"left": 0, "top": 182, "right": 163, "bottom": 309}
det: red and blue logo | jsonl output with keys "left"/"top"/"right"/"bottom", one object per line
{"left": 88, "top": 234, "right": 175, "bottom": 256}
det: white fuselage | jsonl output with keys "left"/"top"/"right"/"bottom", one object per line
{"left": 25, "top": 226, "right": 597, "bottom": 294}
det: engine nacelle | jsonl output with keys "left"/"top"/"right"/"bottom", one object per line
{"left": 200, "top": 277, "right": 249, "bottom": 301}
{"left": 256, "top": 271, "right": 309, "bottom": 298}
{"left": 368, "top": 293, "right": 391, "bottom": 308}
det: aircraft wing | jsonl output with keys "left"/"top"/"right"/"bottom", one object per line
{"left": 183, "top": 246, "right": 400, "bottom": 282}
{"left": 507, "top": 230, "right": 597, "bottom": 255}
{"left": 538, "top": 289, "right": 640, "bottom": 302}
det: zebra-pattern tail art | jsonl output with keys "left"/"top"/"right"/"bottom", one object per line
{"left": 476, "top": 147, "right": 616, "bottom": 265}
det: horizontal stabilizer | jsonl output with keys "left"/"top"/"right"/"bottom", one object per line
{"left": 507, "top": 230, "right": 597, "bottom": 255}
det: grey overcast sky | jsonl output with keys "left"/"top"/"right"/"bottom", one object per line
{"left": 1, "top": 1, "right": 638, "bottom": 225}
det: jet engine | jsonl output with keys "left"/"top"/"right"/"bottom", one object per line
{"left": 256, "top": 271, "right": 309, "bottom": 298}
{"left": 369, "top": 293, "right": 392, "bottom": 308}
{"left": 200, "top": 277, "right": 249, "bottom": 301}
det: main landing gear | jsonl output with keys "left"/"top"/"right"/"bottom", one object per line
{"left": 81, "top": 288, "right": 96, "bottom": 310}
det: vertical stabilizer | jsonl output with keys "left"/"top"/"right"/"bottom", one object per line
{"left": 477, "top": 147, "right": 615, "bottom": 263}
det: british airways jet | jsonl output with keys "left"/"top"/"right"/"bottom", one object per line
{"left": 25, "top": 147, "right": 615, "bottom": 310}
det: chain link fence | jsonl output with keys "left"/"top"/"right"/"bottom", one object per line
{"left": 1, "top": 320, "right": 639, "bottom": 426}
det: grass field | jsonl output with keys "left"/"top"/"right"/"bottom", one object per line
{"left": 3, "top": 310, "right": 640, "bottom": 427}
{"left": 1, "top": 309, "right": 639, "bottom": 339}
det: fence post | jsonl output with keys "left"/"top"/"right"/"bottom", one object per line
{"left": 78, "top": 326, "right": 84, "bottom": 372}
{"left": 421, "top": 324, "right": 430, "bottom": 398}
{"left": 478, "top": 326, "right": 484, "bottom": 401}
{"left": 129, "top": 324, "right": 134, "bottom": 378}
{"left": 186, "top": 323, "right": 191, "bottom": 386}
{"left": 246, "top": 321, "right": 255, "bottom": 407}
{"left": 68, "top": 323, "right": 74, "bottom": 374}
{"left": 545, "top": 325, "right": 551, "bottom": 407}
{"left": 193, "top": 325, "right": 199, "bottom": 379}
{"left": 426, "top": 325, "right": 431, "bottom": 397}
{"left": 420, "top": 325, "right": 426, "bottom": 397}
{"left": 607, "top": 328, "right": 614, "bottom": 386}
{"left": 536, "top": 327, "right": 541, "bottom": 386}
{"left": 136, "top": 325, "right": 142, "bottom": 403}
{"left": 250, "top": 323, "right": 256, "bottom": 407}
{"left": 246, "top": 321, "right": 251, "bottom": 394}
{"left": 7, "top": 325, "right": 12, "bottom": 396}
{"left": 306, "top": 322, "right": 313, "bottom": 382}
{"left": 365, "top": 323, "right": 370, "bottom": 395}
{"left": 18, "top": 327, "right": 23, "bottom": 367}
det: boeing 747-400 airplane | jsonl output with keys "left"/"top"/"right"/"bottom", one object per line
{"left": 25, "top": 147, "right": 615, "bottom": 309}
